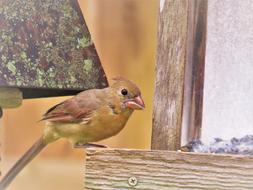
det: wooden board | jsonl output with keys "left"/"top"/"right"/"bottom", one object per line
{"left": 153, "top": 0, "right": 208, "bottom": 149}
{"left": 152, "top": 0, "right": 189, "bottom": 151}
{"left": 85, "top": 149, "right": 253, "bottom": 190}
{"left": 0, "top": 88, "right": 22, "bottom": 108}
{"left": 183, "top": 0, "right": 208, "bottom": 142}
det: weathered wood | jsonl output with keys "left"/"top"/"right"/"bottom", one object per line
{"left": 0, "top": 88, "right": 22, "bottom": 108}
{"left": 183, "top": 0, "right": 208, "bottom": 142}
{"left": 0, "top": 0, "right": 108, "bottom": 98}
{"left": 152, "top": 0, "right": 189, "bottom": 150}
{"left": 85, "top": 148, "right": 253, "bottom": 190}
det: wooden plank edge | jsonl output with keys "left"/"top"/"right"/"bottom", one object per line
{"left": 85, "top": 148, "right": 253, "bottom": 190}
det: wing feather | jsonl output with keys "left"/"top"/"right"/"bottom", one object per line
{"left": 41, "top": 92, "right": 98, "bottom": 123}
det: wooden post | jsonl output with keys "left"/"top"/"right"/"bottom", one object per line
{"left": 152, "top": 0, "right": 189, "bottom": 150}
{"left": 184, "top": 0, "right": 208, "bottom": 142}
{"left": 152, "top": 0, "right": 208, "bottom": 150}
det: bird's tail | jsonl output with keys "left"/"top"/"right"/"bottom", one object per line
{"left": 0, "top": 136, "right": 47, "bottom": 190}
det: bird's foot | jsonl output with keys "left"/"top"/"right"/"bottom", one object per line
{"left": 74, "top": 143, "right": 109, "bottom": 149}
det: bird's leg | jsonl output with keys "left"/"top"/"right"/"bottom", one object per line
{"left": 74, "top": 142, "right": 108, "bottom": 149}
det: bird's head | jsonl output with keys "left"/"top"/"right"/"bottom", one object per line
{"left": 110, "top": 76, "right": 145, "bottom": 110}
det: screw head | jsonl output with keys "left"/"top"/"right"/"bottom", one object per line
{"left": 128, "top": 176, "right": 138, "bottom": 187}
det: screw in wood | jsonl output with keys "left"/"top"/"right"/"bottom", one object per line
{"left": 128, "top": 176, "right": 138, "bottom": 187}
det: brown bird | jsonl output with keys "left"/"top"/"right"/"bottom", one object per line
{"left": 0, "top": 77, "right": 145, "bottom": 189}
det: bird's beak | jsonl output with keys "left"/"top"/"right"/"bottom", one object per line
{"left": 126, "top": 95, "right": 145, "bottom": 110}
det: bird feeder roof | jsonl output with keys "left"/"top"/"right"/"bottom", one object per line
{"left": 0, "top": 0, "right": 108, "bottom": 98}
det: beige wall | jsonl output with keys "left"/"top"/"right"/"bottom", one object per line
{"left": 1, "top": 1, "right": 158, "bottom": 189}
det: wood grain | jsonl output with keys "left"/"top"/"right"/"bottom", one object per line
{"left": 152, "top": 0, "right": 189, "bottom": 150}
{"left": 185, "top": 0, "right": 208, "bottom": 142}
{"left": 85, "top": 149, "right": 253, "bottom": 190}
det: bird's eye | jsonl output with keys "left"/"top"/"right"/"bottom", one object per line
{"left": 121, "top": 89, "right": 128, "bottom": 96}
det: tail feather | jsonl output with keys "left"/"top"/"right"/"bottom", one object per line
{"left": 0, "top": 136, "right": 47, "bottom": 190}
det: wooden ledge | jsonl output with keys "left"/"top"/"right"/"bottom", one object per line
{"left": 85, "top": 149, "right": 253, "bottom": 190}
{"left": 0, "top": 88, "right": 22, "bottom": 108}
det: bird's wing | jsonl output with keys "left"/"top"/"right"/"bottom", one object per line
{"left": 41, "top": 93, "right": 99, "bottom": 123}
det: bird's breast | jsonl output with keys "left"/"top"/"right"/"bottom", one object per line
{"left": 45, "top": 106, "right": 133, "bottom": 144}
{"left": 86, "top": 108, "right": 132, "bottom": 142}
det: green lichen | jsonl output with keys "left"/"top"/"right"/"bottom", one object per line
{"left": 1, "top": 55, "right": 7, "bottom": 62}
{"left": 70, "top": 75, "right": 76, "bottom": 83}
{"left": 1, "top": 0, "right": 36, "bottom": 22}
{"left": 6, "top": 60, "right": 16, "bottom": 75}
{"left": 16, "top": 79, "right": 23, "bottom": 86}
{"left": 77, "top": 36, "right": 91, "bottom": 49}
{"left": 61, "top": 3, "right": 73, "bottom": 18}
{"left": 83, "top": 59, "right": 93, "bottom": 73}
{"left": 35, "top": 69, "right": 44, "bottom": 87}
{"left": 0, "top": 0, "right": 108, "bottom": 89}
{"left": 20, "top": 51, "right": 27, "bottom": 60}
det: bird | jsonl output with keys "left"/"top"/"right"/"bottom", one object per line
{"left": 0, "top": 76, "right": 145, "bottom": 189}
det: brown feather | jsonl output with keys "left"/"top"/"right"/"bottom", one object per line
{"left": 41, "top": 91, "right": 98, "bottom": 123}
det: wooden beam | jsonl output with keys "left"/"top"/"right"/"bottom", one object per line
{"left": 0, "top": 88, "right": 22, "bottom": 108}
{"left": 152, "top": 0, "right": 189, "bottom": 150}
{"left": 184, "top": 0, "right": 208, "bottom": 142}
{"left": 85, "top": 149, "right": 253, "bottom": 190}
{"left": 152, "top": 0, "right": 208, "bottom": 149}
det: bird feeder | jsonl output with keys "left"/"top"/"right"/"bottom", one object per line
{"left": 0, "top": 0, "right": 108, "bottom": 114}
{"left": 84, "top": 0, "right": 253, "bottom": 189}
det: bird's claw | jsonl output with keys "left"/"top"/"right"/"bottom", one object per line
{"left": 74, "top": 143, "right": 109, "bottom": 149}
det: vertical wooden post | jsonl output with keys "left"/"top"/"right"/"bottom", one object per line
{"left": 184, "top": 0, "right": 208, "bottom": 142}
{"left": 152, "top": 0, "right": 189, "bottom": 150}
{"left": 152, "top": 0, "right": 208, "bottom": 150}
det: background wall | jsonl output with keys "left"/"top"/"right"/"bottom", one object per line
{"left": 1, "top": 1, "right": 158, "bottom": 189}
